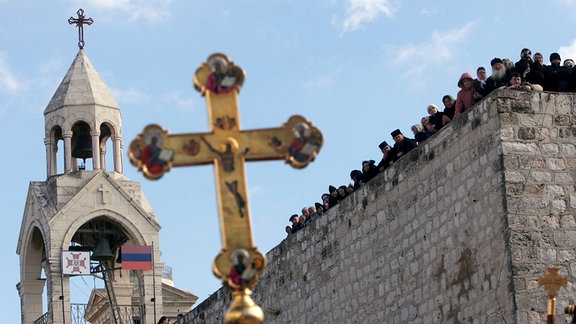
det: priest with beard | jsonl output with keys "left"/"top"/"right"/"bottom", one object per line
{"left": 482, "top": 58, "right": 510, "bottom": 96}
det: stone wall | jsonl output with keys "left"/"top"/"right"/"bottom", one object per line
{"left": 182, "top": 91, "right": 576, "bottom": 323}
{"left": 501, "top": 91, "right": 576, "bottom": 323}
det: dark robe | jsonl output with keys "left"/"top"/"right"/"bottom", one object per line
{"left": 428, "top": 111, "right": 445, "bottom": 131}
{"left": 392, "top": 138, "right": 417, "bottom": 161}
{"left": 514, "top": 58, "right": 544, "bottom": 87}
{"left": 483, "top": 74, "right": 509, "bottom": 96}
{"left": 362, "top": 160, "right": 379, "bottom": 182}
{"left": 544, "top": 63, "right": 572, "bottom": 92}
{"left": 377, "top": 149, "right": 395, "bottom": 171}
{"left": 443, "top": 103, "right": 455, "bottom": 121}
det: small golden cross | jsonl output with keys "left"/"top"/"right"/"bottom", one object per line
{"left": 538, "top": 267, "right": 568, "bottom": 324}
{"left": 538, "top": 267, "right": 567, "bottom": 298}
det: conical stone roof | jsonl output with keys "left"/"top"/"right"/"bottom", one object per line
{"left": 44, "top": 49, "right": 119, "bottom": 114}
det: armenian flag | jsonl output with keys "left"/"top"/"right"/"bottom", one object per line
{"left": 121, "top": 245, "right": 152, "bottom": 270}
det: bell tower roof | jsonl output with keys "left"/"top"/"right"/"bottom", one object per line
{"left": 44, "top": 49, "right": 119, "bottom": 114}
{"left": 43, "top": 48, "right": 124, "bottom": 176}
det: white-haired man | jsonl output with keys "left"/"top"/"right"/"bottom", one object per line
{"left": 483, "top": 58, "right": 509, "bottom": 96}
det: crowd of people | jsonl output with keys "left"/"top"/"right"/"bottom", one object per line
{"left": 285, "top": 48, "right": 576, "bottom": 237}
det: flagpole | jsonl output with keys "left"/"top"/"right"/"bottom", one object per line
{"left": 60, "top": 270, "right": 66, "bottom": 323}
{"left": 152, "top": 241, "right": 157, "bottom": 323}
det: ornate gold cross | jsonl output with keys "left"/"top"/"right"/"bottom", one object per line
{"left": 129, "top": 53, "right": 323, "bottom": 322}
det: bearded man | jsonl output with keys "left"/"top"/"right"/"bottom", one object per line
{"left": 483, "top": 58, "right": 510, "bottom": 96}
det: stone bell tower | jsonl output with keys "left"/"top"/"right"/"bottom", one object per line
{"left": 15, "top": 22, "right": 166, "bottom": 324}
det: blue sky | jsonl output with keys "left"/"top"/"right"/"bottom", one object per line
{"left": 3, "top": 0, "right": 576, "bottom": 320}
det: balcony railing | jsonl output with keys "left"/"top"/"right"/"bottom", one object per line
{"left": 35, "top": 304, "right": 143, "bottom": 324}
{"left": 33, "top": 312, "right": 49, "bottom": 324}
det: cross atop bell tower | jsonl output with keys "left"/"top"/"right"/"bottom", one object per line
{"left": 68, "top": 9, "right": 93, "bottom": 49}
{"left": 44, "top": 10, "right": 122, "bottom": 176}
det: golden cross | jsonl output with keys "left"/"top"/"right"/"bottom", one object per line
{"left": 129, "top": 53, "right": 323, "bottom": 321}
{"left": 538, "top": 267, "right": 568, "bottom": 324}
{"left": 539, "top": 267, "right": 567, "bottom": 298}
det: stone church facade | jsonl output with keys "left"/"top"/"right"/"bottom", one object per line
{"left": 182, "top": 91, "right": 576, "bottom": 323}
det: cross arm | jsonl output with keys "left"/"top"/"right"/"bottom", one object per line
{"left": 239, "top": 115, "right": 323, "bottom": 169}
{"left": 128, "top": 124, "right": 221, "bottom": 180}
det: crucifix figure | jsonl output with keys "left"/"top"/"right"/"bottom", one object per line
{"left": 538, "top": 267, "right": 568, "bottom": 324}
{"left": 129, "top": 53, "right": 323, "bottom": 322}
{"left": 68, "top": 8, "right": 93, "bottom": 49}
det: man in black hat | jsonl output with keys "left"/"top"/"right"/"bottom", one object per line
{"left": 289, "top": 214, "right": 301, "bottom": 233}
{"left": 483, "top": 58, "right": 510, "bottom": 96}
{"left": 390, "top": 129, "right": 417, "bottom": 162}
{"left": 349, "top": 169, "right": 365, "bottom": 190}
{"left": 544, "top": 52, "right": 572, "bottom": 92}
{"left": 377, "top": 141, "right": 394, "bottom": 171}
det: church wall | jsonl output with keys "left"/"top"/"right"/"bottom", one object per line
{"left": 183, "top": 91, "right": 576, "bottom": 323}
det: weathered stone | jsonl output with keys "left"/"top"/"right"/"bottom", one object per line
{"left": 547, "top": 158, "right": 567, "bottom": 170}
{"left": 500, "top": 112, "right": 519, "bottom": 125}
{"left": 554, "top": 231, "right": 576, "bottom": 247}
{"left": 518, "top": 127, "right": 537, "bottom": 140}
{"left": 542, "top": 143, "right": 560, "bottom": 155}
{"left": 559, "top": 127, "right": 576, "bottom": 138}
{"left": 555, "top": 114, "right": 572, "bottom": 126}
{"left": 502, "top": 142, "right": 541, "bottom": 155}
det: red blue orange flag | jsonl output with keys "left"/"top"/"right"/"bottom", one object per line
{"left": 121, "top": 245, "right": 152, "bottom": 270}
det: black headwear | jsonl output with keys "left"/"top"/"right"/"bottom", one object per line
{"left": 350, "top": 169, "right": 363, "bottom": 180}
{"left": 490, "top": 58, "right": 502, "bottom": 66}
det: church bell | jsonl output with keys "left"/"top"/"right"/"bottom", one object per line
{"left": 91, "top": 237, "right": 115, "bottom": 262}
{"left": 72, "top": 134, "right": 93, "bottom": 160}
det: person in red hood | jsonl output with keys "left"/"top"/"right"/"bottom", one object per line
{"left": 454, "top": 72, "right": 478, "bottom": 118}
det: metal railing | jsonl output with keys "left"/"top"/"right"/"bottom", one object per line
{"left": 35, "top": 304, "right": 143, "bottom": 324}
{"left": 33, "top": 312, "right": 49, "bottom": 324}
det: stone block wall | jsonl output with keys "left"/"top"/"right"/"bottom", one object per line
{"left": 500, "top": 91, "right": 576, "bottom": 323}
{"left": 182, "top": 91, "right": 576, "bottom": 323}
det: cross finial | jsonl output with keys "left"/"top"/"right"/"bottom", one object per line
{"left": 68, "top": 9, "right": 94, "bottom": 49}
